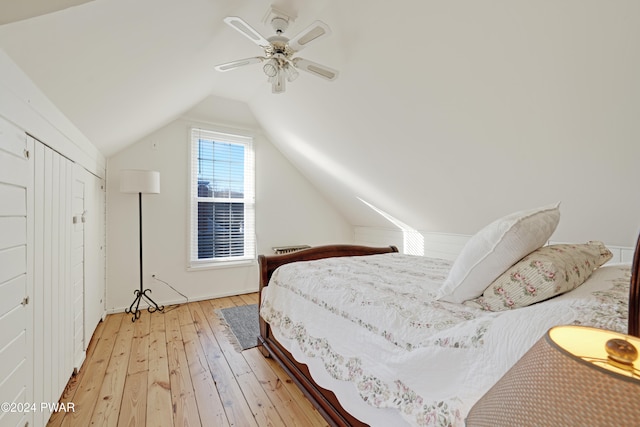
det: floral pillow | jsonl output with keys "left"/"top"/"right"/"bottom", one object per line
{"left": 464, "top": 241, "right": 613, "bottom": 311}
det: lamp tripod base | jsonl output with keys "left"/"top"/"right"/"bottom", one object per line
{"left": 125, "top": 288, "right": 164, "bottom": 322}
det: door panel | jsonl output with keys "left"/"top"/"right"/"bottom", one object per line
{"left": 33, "top": 141, "right": 76, "bottom": 426}
{"left": 0, "top": 270, "right": 26, "bottom": 318}
{"left": 72, "top": 176, "right": 85, "bottom": 368}
{"left": 83, "top": 171, "right": 105, "bottom": 345}
{"left": 0, "top": 119, "right": 31, "bottom": 427}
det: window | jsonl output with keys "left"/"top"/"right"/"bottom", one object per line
{"left": 190, "top": 127, "right": 255, "bottom": 267}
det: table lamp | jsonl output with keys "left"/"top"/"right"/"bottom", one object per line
{"left": 466, "top": 325, "right": 640, "bottom": 426}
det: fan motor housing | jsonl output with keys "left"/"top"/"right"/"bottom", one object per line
{"left": 271, "top": 16, "right": 289, "bottom": 33}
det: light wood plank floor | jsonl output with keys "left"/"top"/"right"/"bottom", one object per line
{"left": 46, "top": 293, "right": 329, "bottom": 427}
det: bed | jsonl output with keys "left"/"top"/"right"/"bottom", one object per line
{"left": 257, "top": 205, "right": 640, "bottom": 426}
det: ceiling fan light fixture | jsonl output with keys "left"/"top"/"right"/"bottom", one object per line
{"left": 272, "top": 71, "right": 285, "bottom": 94}
{"left": 263, "top": 59, "right": 279, "bottom": 77}
{"left": 284, "top": 63, "right": 299, "bottom": 82}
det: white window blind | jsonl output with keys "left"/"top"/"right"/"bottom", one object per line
{"left": 189, "top": 127, "right": 255, "bottom": 266}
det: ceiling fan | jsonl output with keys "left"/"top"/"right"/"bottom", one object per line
{"left": 215, "top": 9, "right": 339, "bottom": 94}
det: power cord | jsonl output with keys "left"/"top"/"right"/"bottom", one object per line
{"left": 152, "top": 274, "right": 189, "bottom": 304}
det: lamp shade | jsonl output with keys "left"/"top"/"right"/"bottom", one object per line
{"left": 466, "top": 325, "right": 640, "bottom": 426}
{"left": 120, "top": 170, "right": 160, "bottom": 194}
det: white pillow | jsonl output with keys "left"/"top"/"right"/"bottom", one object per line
{"left": 438, "top": 202, "right": 560, "bottom": 303}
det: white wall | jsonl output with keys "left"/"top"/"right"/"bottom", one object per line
{"left": 106, "top": 95, "right": 353, "bottom": 312}
{"left": 354, "top": 226, "right": 636, "bottom": 265}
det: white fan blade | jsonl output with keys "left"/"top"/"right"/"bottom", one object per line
{"left": 292, "top": 58, "right": 339, "bottom": 81}
{"left": 288, "top": 20, "right": 331, "bottom": 51}
{"left": 224, "top": 16, "right": 271, "bottom": 47}
{"left": 215, "top": 57, "right": 263, "bottom": 72}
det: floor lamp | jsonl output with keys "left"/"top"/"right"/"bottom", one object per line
{"left": 120, "top": 169, "right": 164, "bottom": 322}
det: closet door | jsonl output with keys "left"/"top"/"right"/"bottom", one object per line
{"left": 69, "top": 165, "right": 106, "bottom": 370}
{"left": 0, "top": 119, "right": 33, "bottom": 427}
{"left": 71, "top": 171, "right": 86, "bottom": 369}
{"left": 33, "top": 140, "right": 75, "bottom": 427}
{"left": 82, "top": 169, "right": 105, "bottom": 346}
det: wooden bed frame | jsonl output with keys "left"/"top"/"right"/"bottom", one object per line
{"left": 257, "top": 239, "right": 640, "bottom": 426}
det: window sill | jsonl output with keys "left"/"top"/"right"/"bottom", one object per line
{"left": 187, "top": 259, "right": 257, "bottom": 272}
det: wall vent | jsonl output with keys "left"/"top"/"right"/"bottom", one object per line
{"left": 272, "top": 245, "right": 311, "bottom": 254}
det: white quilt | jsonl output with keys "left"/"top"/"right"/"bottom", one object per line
{"left": 260, "top": 253, "right": 631, "bottom": 426}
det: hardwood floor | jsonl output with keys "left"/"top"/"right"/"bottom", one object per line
{"left": 46, "top": 293, "right": 329, "bottom": 427}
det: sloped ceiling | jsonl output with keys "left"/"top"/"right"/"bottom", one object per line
{"left": 1, "top": 0, "right": 639, "bottom": 244}
{"left": 0, "top": 0, "right": 95, "bottom": 24}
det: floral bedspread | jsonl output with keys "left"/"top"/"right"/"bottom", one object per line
{"left": 260, "top": 253, "right": 631, "bottom": 426}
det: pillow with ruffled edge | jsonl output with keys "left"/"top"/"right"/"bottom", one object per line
{"left": 465, "top": 241, "right": 613, "bottom": 311}
{"left": 438, "top": 202, "right": 560, "bottom": 304}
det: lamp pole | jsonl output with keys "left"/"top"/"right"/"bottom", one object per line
{"left": 124, "top": 191, "right": 164, "bottom": 322}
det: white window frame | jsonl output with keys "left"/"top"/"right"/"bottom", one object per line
{"left": 188, "top": 127, "right": 255, "bottom": 268}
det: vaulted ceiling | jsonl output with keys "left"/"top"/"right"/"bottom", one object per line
{"left": 1, "top": 0, "right": 639, "bottom": 245}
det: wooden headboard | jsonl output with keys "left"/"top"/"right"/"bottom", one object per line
{"left": 629, "top": 233, "right": 640, "bottom": 337}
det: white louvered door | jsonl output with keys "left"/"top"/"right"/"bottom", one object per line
{"left": 0, "top": 119, "right": 33, "bottom": 427}
{"left": 32, "top": 139, "right": 76, "bottom": 427}
{"left": 71, "top": 172, "right": 86, "bottom": 369}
